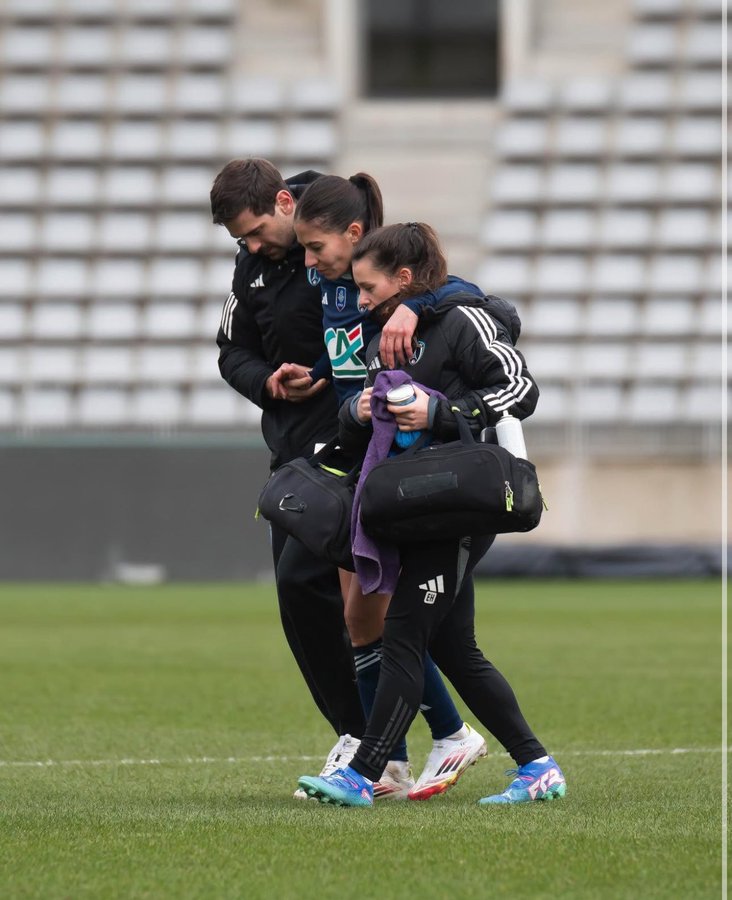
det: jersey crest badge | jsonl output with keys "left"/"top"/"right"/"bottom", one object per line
{"left": 335, "top": 285, "right": 347, "bottom": 311}
{"left": 307, "top": 267, "right": 321, "bottom": 286}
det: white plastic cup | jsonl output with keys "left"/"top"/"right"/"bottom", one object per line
{"left": 386, "top": 383, "right": 416, "bottom": 406}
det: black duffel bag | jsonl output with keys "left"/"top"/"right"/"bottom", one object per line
{"left": 257, "top": 437, "right": 358, "bottom": 571}
{"left": 358, "top": 411, "right": 544, "bottom": 543}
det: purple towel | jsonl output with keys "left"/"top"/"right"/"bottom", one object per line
{"left": 351, "top": 370, "right": 445, "bottom": 594}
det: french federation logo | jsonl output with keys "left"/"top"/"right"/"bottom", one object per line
{"left": 335, "top": 286, "right": 347, "bottom": 311}
{"left": 307, "top": 267, "right": 321, "bottom": 286}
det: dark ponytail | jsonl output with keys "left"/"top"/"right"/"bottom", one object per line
{"left": 352, "top": 222, "right": 448, "bottom": 297}
{"left": 294, "top": 172, "right": 384, "bottom": 234}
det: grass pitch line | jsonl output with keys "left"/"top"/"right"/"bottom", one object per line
{"left": 0, "top": 747, "right": 726, "bottom": 770}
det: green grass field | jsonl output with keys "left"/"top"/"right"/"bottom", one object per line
{"left": 0, "top": 580, "right": 724, "bottom": 899}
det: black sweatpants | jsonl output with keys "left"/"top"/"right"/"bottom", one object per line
{"left": 271, "top": 523, "right": 365, "bottom": 738}
{"left": 350, "top": 535, "right": 546, "bottom": 781}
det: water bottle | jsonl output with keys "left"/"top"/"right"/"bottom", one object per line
{"left": 495, "top": 412, "right": 527, "bottom": 459}
{"left": 386, "top": 383, "right": 422, "bottom": 449}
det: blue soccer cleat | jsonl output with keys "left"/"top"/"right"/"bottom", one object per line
{"left": 297, "top": 765, "right": 374, "bottom": 807}
{"left": 478, "top": 756, "right": 566, "bottom": 805}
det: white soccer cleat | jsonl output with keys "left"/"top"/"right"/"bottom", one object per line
{"left": 408, "top": 723, "right": 488, "bottom": 801}
{"left": 373, "top": 760, "right": 414, "bottom": 800}
{"left": 293, "top": 733, "right": 361, "bottom": 800}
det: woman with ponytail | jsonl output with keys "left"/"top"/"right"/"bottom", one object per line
{"left": 285, "top": 176, "right": 491, "bottom": 802}
{"left": 298, "top": 223, "right": 567, "bottom": 808}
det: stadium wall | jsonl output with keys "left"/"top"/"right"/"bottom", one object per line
{"left": 2, "top": 444, "right": 724, "bottom": 582}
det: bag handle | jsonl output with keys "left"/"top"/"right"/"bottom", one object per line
{"left": 308, "top": 435, "right": 361, "bottom": 484}
{"left": 393, "top": 405, "right": 478, "bottom": 459}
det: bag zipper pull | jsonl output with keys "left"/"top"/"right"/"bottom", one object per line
{"left": 504, "top": 481, "right": 514, "bottom": 512}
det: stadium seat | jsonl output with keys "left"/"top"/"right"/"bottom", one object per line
{"left": 282, "top": 120, "right": 337, "bottom": 159}
{"left": 598, "top": 209, "right": 653, "bottom": 247}
{"left": 81, "top": 346, "right": 135, "bottom": 383}
{"left": 27, "top": 346, "right": 79, "bottom": 384}
{"left": 112, "top": 75, "right": 169, "bottom": 114}
{"left": 481, "top": 211, "right": 538, "bottom": 249}
{"left": 554, "top": 118, "right": 607, "bottom": 157}
{"left": 545, "top": 164, "right": 601, "bottom": 202}
{"left": 647, "top": 255, "right": 703, "bottom": 292}
{"left": 178, "top": 26, "right": 232, "bottom": 65}
{"left": 627, "top": 25, "right": 678, "bottom": 64}
{"left": 140, "top": 303, "right": 198, "bottom": 340}
{"left": 577, "top": 342, "right": 631, "bottom": 378}
{"left": 41, "top": 213, "right": 95, "bottom": 252}
{"left": 59, "top": 26, "right": 115, "bottom": 66}
{"left": 0, "top": 348, "right": 22, "bottom": 384}
{"left": 155, "top": 213, "right": 209, "bottom": 251}
{"left": 137, "top": 346, "right": 191, "bottom": 381}
{"left": 520, "top": 342, "right": 577, "bottom": 378}
{"left": 200, "top": 300, "right": 226, "bottom": 336}
{"left": 614, "top": 117, "right": 668, "bottom": 157}
{"left": 77, "top": 387, "right": 130, "bottom": 426}
{"left": 91, "top": 260, "right": 146, "bottom": 296}
{"left": 0, "top": 213, "right": 35, "bottom": 251}
{"left": 131, "top": 387, "right": 184, "bottom": 425}
{"left": 230, "top": 76, "right": 286, "bottom": 114}
{"left": 617, "top": 73, "right": 672, "bottom": 110}
{"left": 0, "top": 303, "right": 27, "bottom": 338}
{"left": 1, "top": 27, "right": 54, "bottom": 66}
{"left": 627, "top": 384, "right": 680, "bottom": 421}
{"left": 574, "top": 384, "right": 625, "bottom": 422}
{"left": 534, "top": 255, "right": 589, "bottom": 293}
{"left": 0, "top": 122, "right": 45, "bottom": 160}
{"left": 47, "top": 166, "right": 101, "bottom": 205}
{"left": 684, "top": 23, "right": 727, "bottom": 64}
{"left": 635, "top": 343, "right": 687, "bottom": 378}
{"left": 592, "top": 254, "right": 646, "bottom": 293}
{"left": 0, "top": 75, "right": 51, "bottom": 112}
{"left": 118, "top": 26, "right": 175, "bottom": 66}
{"left": 102, "top": 167, "right": 158, "bottom": 205}
{"left": 585, "top": 297, "right": 639, "bottom": 336}
{"left": 171, "top": 74, "right": 227, "bottom": 112}
{"left": 187, "top": 385, "right": 261, "bottom": 425}
{"left": 30, "top": 302, "right": 85, "bottom": 339}
{"left": 557, "top": 78, "right": 613, "bottom": 111}
{"left": 22, "top": 388, "right": 74, "bottom": 428}
{"left": 606, "top": 163, "right": 661, "bottom": 202}
{"left": 491, "top": 165, "right": 543, "bottom": 203}
{"left": 663, "top": 163, "right": 718, "bottom": 201}
{"left": 98, "top": 213, "right": 152, "bottom": 252}
{"left": 671, "top": 118, "right": 722, "bottom": 158}
{"left": 527, "top": 297, "right": 584, "bottom": 335}
{"left": 656, "top": 208, "right": 711, "bottom": 247}
{"left": 86, "top": 302, "right": 139, "bottom": 340}
{"left": 540, "top": 209, "right": 595, "bottom": 248}
{"left": 56, "top": 76, "right": 110, "bottom": 114}
{"left": 147, "top": 259, "right": 203, "bottom": 297}
{"left": 680, "top": 382, "right": 725, "bottom": 422}
{"left": 527, "top": 381, "right": 569, "bottom": 422}
{"left": 225, "top": 121, "right": 279, "bottom": 159}
{"left": 679, "top": 72, "right": 724, "bottom": 110}
{"left": 160, "top": 167, "right": 214, "bottom": 205}
{"left": 476, "top": 256, "right": 531, "bottom": 294}
{"left": 50, "top": 122, "right": 105, "bottom": 160}
{"left": 688, "top": 341, "right": 723, "bottom": 379}
{"left": 0, "top": 260, "right": 32, "bottom": 296}
{"left": 203, "top": 258, "right": 236, "bottom": 296}
{"left": 495, "top": 120, "right": 550, "bottom": 158}
{"left": 167, "top": 121, "right": 221, "bottom": 160}
{"left": 191, "top": 344, "right": 221, "bottom": 382}
{"left": 36, "top": 260, "right": 90, "bottom": 296}
{"left": 698, "top": 295, "right": 724, "bottom": 336}
{"left": 0, "top": 167, "right": 41, "bottom": 204}
{"left": 109, "top": 122, "right": 164, "bottom": 160}
{"left": 641, "top": 297, "right": 696, "bottom": 335}
{"left": 0, "top": 390, "right": 16, "bottom": 426}
{"left": 502, "top": 78, "right": 555, "bottom": 112}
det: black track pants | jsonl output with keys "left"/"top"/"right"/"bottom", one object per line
{"left": 351, "top": 536, "right": 545, "bottom": 781}
{"left": 270, "top": 524, "right": 366, "bottom": 738}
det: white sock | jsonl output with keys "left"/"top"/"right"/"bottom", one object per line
{"left": 531, "top": 755, "right": 550, "bottom": 764}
